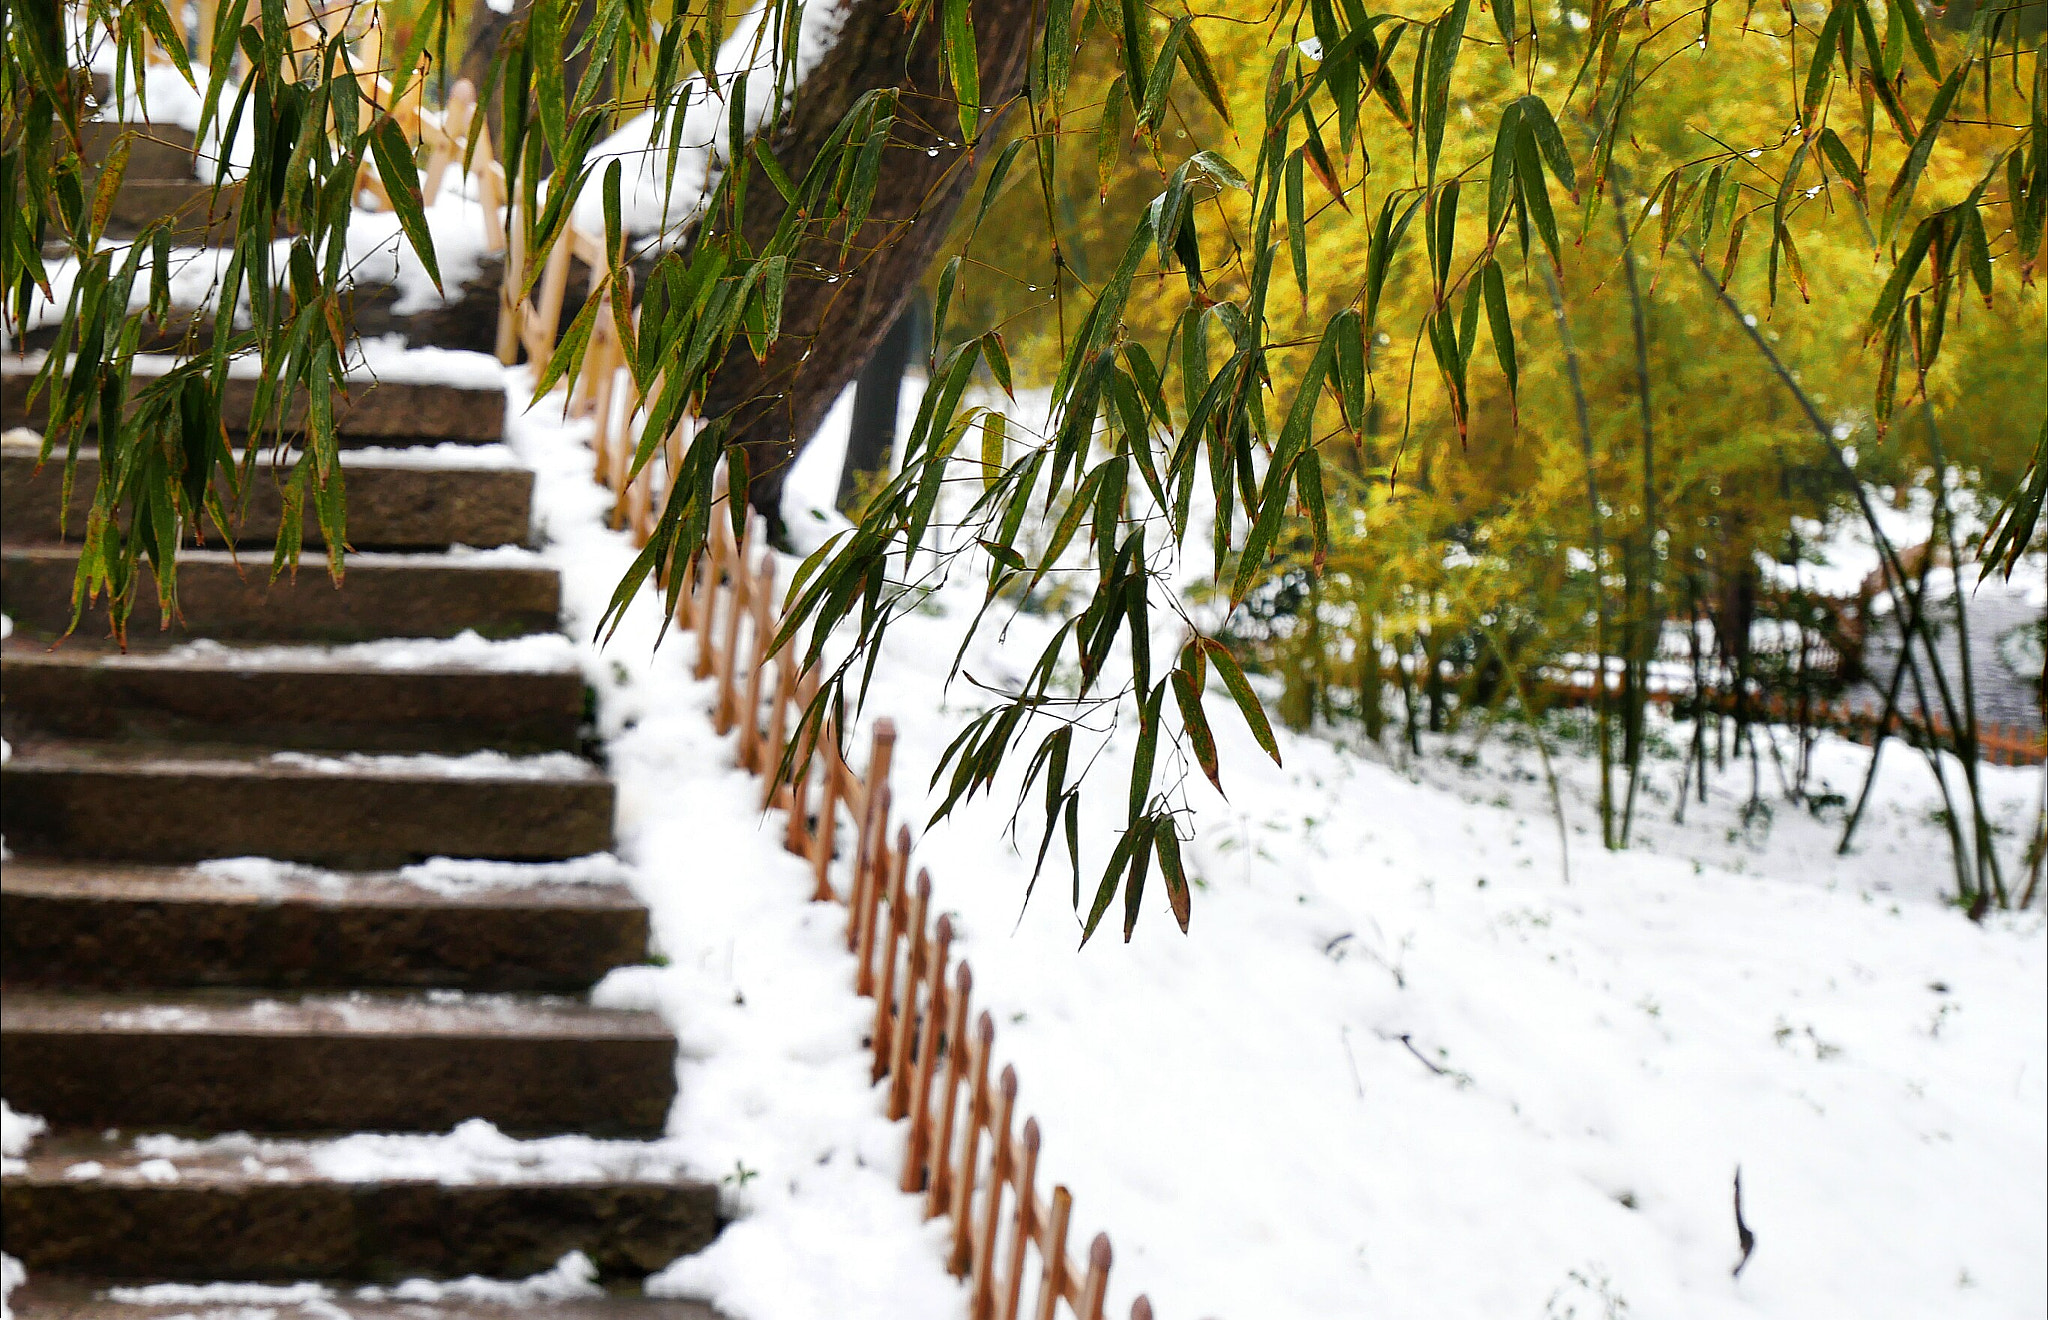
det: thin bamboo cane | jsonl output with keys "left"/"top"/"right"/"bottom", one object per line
{"left": 1077, "top": 1235, "right": 1112, "bottom": 1320}
{"left": 738, "top": 552, "right": 774, "bottom": 772}
{"left": 531, "top": 237, "right": 574, "bottom": 360}
{"left": 926, "top": 959, "right": 971, "bottom": 1217}
{"left": 873, "top": 842, "right": 919, "bottom": 1087}
{"left": 423, "top": 79, "right": 474, "bottom": 205}
{"left": 785, "top": 670, "right": 821, "bottom": 855}
{"left": 495, "top": 196, "right": 525, "bottom": 364}
{"left": 903, "top": 913, "right": 952, "bottom": 1192}
{"left": 948, "top": 1012, "right": 996, "bottom": 1275}
{"left": 972, "top": 1067, "right": 1017, "bottom": 1317}
{"left": 1001, "top": 1118, "right": 1040, "bottom": 1320}
{"left": 1033, "top": 1187, "right": 1073, "bottom": 1320}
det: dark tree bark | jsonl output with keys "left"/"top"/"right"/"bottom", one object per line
{"left": 696, "top": 0, "right": 1040, "bottom": 526}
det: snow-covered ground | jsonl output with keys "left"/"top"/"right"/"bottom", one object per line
{"left": 512, "top": 375, "right": 2048, "bottom": 1320}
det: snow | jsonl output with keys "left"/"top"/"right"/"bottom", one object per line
{"left": 1, "top": 1102, "right": 46, "bottom": 1174}
{"left": 187, "top": 853, "right": 634, "bottom": 895}
{"left": 575, "top": 1, "right": 854, "bottom": 240}
{"left": 265, "top": 750, "right": 597, "bottom": 780}
{"left": 102, "top": 1254, "right": 604, "bottom": 1307}
{"left": 157, "top": 632, "right": 577, "bottom": 672}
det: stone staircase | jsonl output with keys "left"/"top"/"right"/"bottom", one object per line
{"left": 0, "top": 373, "right": 721, "bottom": 1317}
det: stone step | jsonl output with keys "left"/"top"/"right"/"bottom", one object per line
{"left": 7, "top": 1279, "right": 721, "bottom": 1320}
{"left": 2, "top": 435, "right": 536, "bottom": 549}
{"left": 3, "top": 1134, "right": 717, "bottom": 1281}
{"left": 1, "top": 547, "right": 561, "bottom": 644}
{"left": 94, "top": 178, "right": 244, "bottom": 244}
{"left": 0, "top": 989, "right": 677, "bottom": 1135}
{"left": 0, "top": 741, "right": 613, "bottom": 867}
{"left": 0, "top": 859, "right": 647, "bottom": 992}
{"left": 1, "top": 638, "right": 586, "bottom": 752}
{"left": 1, "top": 360, "right": 507, "bottom": 446}
{"left": 81, "top": 119, "right": 202, "bottom": 179}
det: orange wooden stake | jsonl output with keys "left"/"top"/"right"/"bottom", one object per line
{"left": 927, "top": 959, "right": 971, "bottom": 1218}
{"left": 1002, "top": 1118, "right": 1040, "bottom": 1320}
{"left": 871, "top": 837, "right": 914, "bottom": 1083}
{"left": 903, "top": 912, "right": 952, "bottom": 1192}
{"left": 972, "top": 1066, "right": 1017, "bottom": 1317}
{"left": 1078, "top": 1234, "right": 1112, "bottom": 1320}
{"left": 949, "top": 1011, "right": 996, "bottom": 1275}
{"left": 1033, "top": 1186, "right": 1072, "bottom": 1320}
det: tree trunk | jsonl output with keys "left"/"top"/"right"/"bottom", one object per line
{"left": 697, "top": 0, "right": 1040, "bottom": 528}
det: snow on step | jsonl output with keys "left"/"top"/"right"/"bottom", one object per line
{"left": 0, "top": 988, "right": 676, "bottom": 1135}
{"left": 0, "top": 547, "right": 561, "bottom": 643}
{"left": 0, "top": 741, "right": 613, "bottom": 866}
{"left": 4, "top": 1126, "right": 718, "bottom": 1281}
{"left": 1, "top": 856, "right": 647, "bottom": 992}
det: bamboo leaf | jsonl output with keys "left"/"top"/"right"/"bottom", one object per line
{"left": 943, "top": 0, "right": 980, "bottom": 141}
{"left": 1200, "top": 637, "right": 1282, "bottom": 765}
{"left": 1170, "top": 667, "right": 1222, "bottom": 794}
{"left": 369, "top": 119, "right": 442, "bottom": 292}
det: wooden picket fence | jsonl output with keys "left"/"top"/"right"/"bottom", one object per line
{"left": 666, "top": 479, "right": 1157, "bottom": 1320}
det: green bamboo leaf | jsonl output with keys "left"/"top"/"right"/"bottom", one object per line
{"left": 1893, "top": 0, "right": 1942, "bottom": 79}
{"left": 1488, "top": 101, "right": 1523, "bottom": 237}
{"left": 1097, "top": 75, "right": 1126, "bottom": 200}
{"left": 1883, "top": 61, "right": 1968, "bottom": 240}
{"left": 1141, "top": 19, "right": 1188, "bottom": 131}
{"left": 1333, "top": 307, "right": 1365, "bottom": 432}
{"left": 369, "top": 118, "right": 442, "bottom": 292}
{"left": 1170, "top": 667, "right": 1222, "bottom": 794}
{"left": 980, "top": 410, "right": 1008, "bottom": 490}
{"left": 967, "top": 138, "right": 1024, "bottom": 246}
{"left": 1200, "top": 637, "right": 1282, "bottom": 765}
{"left": 1802, "top": 1, "right": 1851, "bottom": 127}
{"left": 1118, "top": 0, "right": 1151, "bottom": 117}
{"left": 943, "top": 0, "right": 980, "bottom": 141}
{"left": 1297, "top": 445, "right": 1328, "bottom": 570}
{"left": 531, "top": 0, "right": 568, "bottom": 163}
{"left": 753, "top": 138, "right": 799, "bottom": 203}
{"left": 1513, "top": 94, "right": 1576, "bottom": 199}
{"left": 1286, "top": 150, "right": 1309, "bottom": 301}
{"left": 1156, "top": 824, "right": 1191, "bottom": 932}
{"left": 1481, "top": 257, "right": 1518, "bottom": 419}
{"left": 1177, "top": 25, "right": 1233, "bottom": 127}
{"left": 930, "top": 255, "right": 960, "bottom": 370}
{"left": 1515, "top": 123, "right": 1563, "bottom": 271}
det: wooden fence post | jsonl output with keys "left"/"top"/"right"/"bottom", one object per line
{"left": 949, "top": 1011, "right": 996, "bottom": 1276}
{"left": 904, "top": 913, "right": 952, "bottom": 1192}
{"left": 854, "top": 784, "right": 892, "bottom": 991}
{"left": 927, "top": 960, "right": 972, "bottom": 1217}
{"left": 848, "top": 722, "right": 897, "bottom": 948}
{"left": 1002, "top": 1118, "right": 1040, "bottom": 1320}
{"left": 738, "top": 551, "right": 774, "bottom": 771}
{"left": 811, "top": 713, "right": 841, "bottom": 902}
{"left": 761, "top": 648, "right": 798, "bottom": 810}
{"left": 876, "top": 845, "right": 921, "bottom": 1090}
{"left": 1033, "top": 1187, "right": 1072, "bottom": 1320}
{"left": 714, "top": 516, "right": 755, "bottom": 734}
{"left": 1078, "top": 1235, "right": 1113, "bottom": 1320}
{"left": 972, "top": 1066, "right": 1017, "bottom": 1317}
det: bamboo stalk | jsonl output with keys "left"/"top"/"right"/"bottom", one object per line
{"left": 874, "top": 843, "right": 919, "bottom": 1087}
{"left": 1002, "top": 1118, "right": 1040, "bottom": 1320}
{"left": 785, "top": 671, "right": 821, "bottom": 855}
{"left": 496, "top": 197, "right": 525, "bottom": 364}
{"left": 949, "top": 1012, "right": 996, "bottom": 1275}
{"left": 904, "top": 913, "right": 953, "bottom": 1192}
{"left": 926, "top": 959, "right": 971, "bottom": 1217}
{"left": 1033, "top": 1187, "right": 1072, "bottom": 1320}
{"left": 972, "top": 1067, "right": 1017, "bottom": 1317}
{"left": 692, "top": 522, "right": 722, "bottom": 679}
{"left": 1077, "top": 1235, "right": 1112, "bottom": 1320}
{"left": 738, "top": 552, "right": 774, "bottom": 771}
